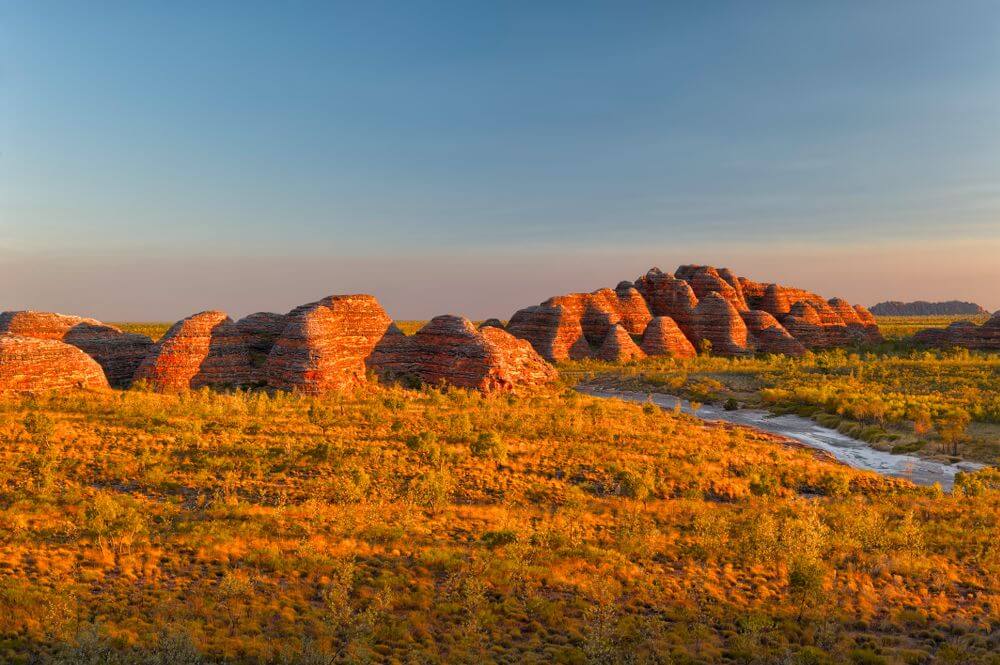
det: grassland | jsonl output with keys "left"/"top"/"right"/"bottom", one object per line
{"left": 2, "top": 315, "right": 980, "bottom": 662}
{"left": 571, "top": 346, "right": 1000, "bottom": 466}
{"left": 0, "top": 382, "right": 998, "bottom": 664}
{"left": 874, "top": 314, "right": 991, "bottom": 341}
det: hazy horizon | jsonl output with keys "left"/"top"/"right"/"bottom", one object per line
{"left": 3, "top": 2, "right": 998, "bottom": 320}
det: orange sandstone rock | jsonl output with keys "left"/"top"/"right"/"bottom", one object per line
{"left": 0, "top": 311, "right": 152, "bottom": 387}
{"left": 690, "top": 293, "right": 752, "bottom": 356}
{"left": 740, "top": 310, "right": 806, "bottom": 356}
{"left": 640, "top": 316, "right": 696, "bottom": 358}
{"left": 235, "top": 312, "right": 289, "bottom": 382}
{"left": 595, "top": 324, "right": 645, "bottom": 362}
{"left": 265, "top": 295, "right": 394, "bottom": 393}
{"left": 506, "top": 303, "right": 591, "bottom": 362}
{"left": 134, "top": 311, "right": 252, "bottom": 391}
{"left": 634, "top": 268, "right": 700, "bottom": 340}
{"left": 368, "top": 315, "right": 557, "bottom": 392}
{"left": 678, "top": 265, "right": 748, "bottom": 311}
{"left": 0, "top": 334, "right": 110, "bottom": 393}
{"left": 781, "top": 302, "right": 827, "bottom": 349}
{"left": 614, "top": 282, "right": 653, "bottom": 334}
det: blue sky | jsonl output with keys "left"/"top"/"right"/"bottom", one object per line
{"left": 2, "top": 1, "right": 998, "bottom": 319}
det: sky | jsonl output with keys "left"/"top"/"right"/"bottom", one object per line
{"left": 1, "top": 1, "right": 998, "bottom": 321}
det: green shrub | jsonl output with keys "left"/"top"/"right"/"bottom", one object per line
{"left": 470, "top": 431, "right": 507, "bottom": 464}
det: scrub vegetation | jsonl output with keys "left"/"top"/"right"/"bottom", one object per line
{"left": 0, "top": 380, "right": 997, "bottom": 664}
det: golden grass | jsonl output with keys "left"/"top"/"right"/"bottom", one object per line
{"left": 0, "top": 382, "right": 997, "bottom": 663}
{"left": 875, "top": 314, "right": 991, "bottom": 341}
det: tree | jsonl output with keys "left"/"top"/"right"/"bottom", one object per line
{"left": 934, "top": 409, "right": 970, "bottom": 456}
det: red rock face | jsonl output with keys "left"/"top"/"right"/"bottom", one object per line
{"left": 828, "top": 298, "right": 861, "bottom": 326}
{"left": 828, "top": 299, "right": 883, "bottom": 344}
{"left": 852, "top": 305, "right": 884, "bottom": 343}
{"left": 781, "top": 302, "right": 827, "bottom": 349}
{"left": 547, "top": 291, "right": 620, "bottom": 347}
{"left": 368, "top": 315, "right": 557, "bottom": 392}
{"left": 0, "top": 311, "right": 152, "bottom": 387}
{"left": 506, "top": 303, "right": 591, "bottom": 362}
{"left": 634, "top": 268, "right": 700, "bottom": 338}
{"left": 679, "top": 265, "right": 748, "bottom": 311}
{"left": 914, "top": 314, "right": 1000, "bottom": 350}
{"left": 639, "top": 316, "right": 696, "bottom": 358}
{"left": 595, "top": 324, "right": 645, "bottom": 362}
{"left": 761, "top": 284, "right": 792, "bottom": 318}
{"left": 235, "top": 312, "right": 289, "bottom": 383}
{"left": 741, "top": 310, "right": 806, "bottom": 356}
{"left": 507, "top": 282, "right": 653, "bottom": 361}
{"left": 0, "top": 334, "right": 110, "bottom": 393}
{"left": 690, "top": 293, "right": 751, "bottom": 356}
{"left": 134, "top": 311, "right": 252, "bottom": 391}
{"left": 614, "top": 282, "right": 653, "bottom": 334}
{"left": 508, "top": 263, "right": 883, "bottom": 358}
{"left": 265, "top": 295, "right": 394, "bottom": 393}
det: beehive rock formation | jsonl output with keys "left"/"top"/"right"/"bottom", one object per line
{"left": 368, "top": 315, "right": 557, "bottom": 392}
{"left": 235, "top": 312, "right": 288, "bottom": 382}
{"left": 265, "top": 295, "right": 394, "bottom": 393}
{"left": 633, "top": 268, "right": 700, "bottom": 337}
{"left": 0, "top": 311, "right": 152, "bottom": 386}
{"left": 781, "top": 302, "right": 827, "bottom": 349}
{"left": 478, "top": 318, "right": 505, "bottom": 330}
{"left": 913, "top": 313, "right": 1000, "bottom": 350}
{"left": 639, "top": 316, "right": 696, "bottom": 358}
{"left": 828, "top": 299, "right": 883, "bottom": 344}
{"left": 506, "top": 303, "right": 591, "bottom": 362}
{"left": 134, "top": 311, "right": 252, "bottom": 391}
{"left": 679, "top": 265, "right": 747, "bottom": 311}
{"left": 690, "top": 293, "right": 751, "bottom": 356}
{"left": 0, "top": 335, "right": 109, "bottom": 393}
{"left": 595, "top": 324, "right": 645, "bottom": 362}
{"left": 741, "top": 310, "right": 806, "bottom": 356}
{"left": 505, "top": 263, "right": 883, "bottom": 359}
{"left": 852, "top": 305, "right": 884, "bottom": 343}
{"left": 614, "top": 282, "right": 653, "bottom": 334}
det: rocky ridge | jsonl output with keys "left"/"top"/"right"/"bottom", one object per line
{"left": 505, "top": 264, "right": 884, "bottom": 358}
{"left": 870, "top": 301, "right": 989, "bottom": 316}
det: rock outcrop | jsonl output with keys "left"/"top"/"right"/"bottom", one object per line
{"left": 614, "top": 282, "right": 653, "bottom": 334}
{"left": 0, "top": 311, "right": 152, "bottom": 386}
{"left": 265, "top": 295, "right": 394, "bottom": 393}
{"left": 506, "top": 264, "right": 883, "bottom": 359}
{"left": 0, "top": 335, "right": 109, "bottom": 393}
{"left": 781, "top": 302, "right": 827, "bottom": 349}
{"left": 740, "top": 310, "right": 806, "bottom": 356}
{"left": 505, "top": 283, "right": 654, "bottom": 362}
{"left": 639, "top": 316, "right": 696, "bottom": 358}
{"left": 478, "top": 318, "right": 505, "bottom": 330}
{"left": 829, "top": 299, "right": 884, "bottom": 344}
{"left": 595, "top": 324, "right": 645, "bottom": 362}
{"left": 633, "top": 268, "right": 700, "bottom": 337}
{"left": 678, "top": 265, "right": 747, "bottom": 311}
{"left": 134, "top": 311, "right": 252, "bottom": 391}
{"left": 870, "top": 300, "right": 989, "bottom": 316}
{"left": 690, "top": 293, "right": 751, "bottom": 356}
{"left": 913, "top": 313, "right": 1000, "bottom": 350}
{"left": 506, "top": 303, "right": 591, "bottom": 362}
{"left": 235, "top": 312, "right": 288, "bottom": 383}
{"left": 368, "top": 315, "right": 557, "bottom": 392}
